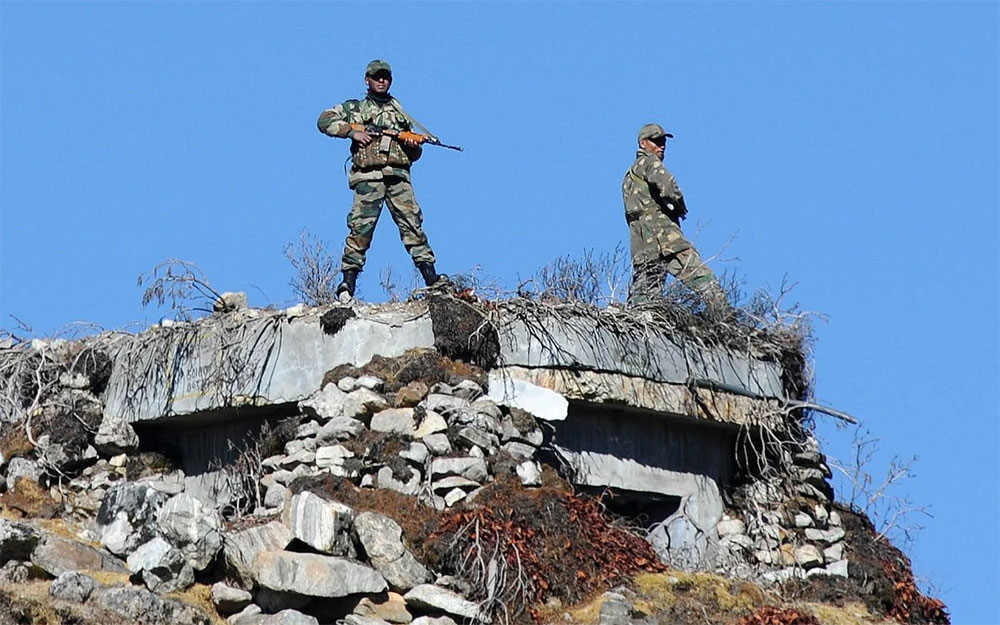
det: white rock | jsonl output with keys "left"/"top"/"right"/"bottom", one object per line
{"left": 377, "top": 466, "right": 422, "bottom": 496}
{"left": 399, "top": 442, "right": 429, "bottom": 465}
{"left": 344, "top": 388, "right": 389, "bottom": 421}
{"left": 793, "top": 544, "right": 824, "bottom": 567}
{"left": 254, "top": 551, "right": 387, "bottom": 598}
{"left": 371, "top": 408, "right": 417, "bottom": 436}
{"left": 430, "top": 457, "right": 487, "bottom": 482}
{"left": 354, "top": 511, "right": 429, "bottom": 591}
{"left": 422, "top": 433, "right": 452, "bottom": 455}
{"left": 793, "top": 512, "right": 814, "bottom": 528}
{"left": 300, "top": 383, "right": 348, "bottom": 420}
{"left": 804, "top": 527, "right": 846, "bottom": 544}
{"left": 338, "top": 376, "right": 358, "bottom": 392}
{"left": 157, "top": 492, "right": 223, "bottom": 571}
{"left": 318, "top": 417, "right": 366, "bottom": 443}
{"left": 487, "top": 375, "right": 567, "bottom": 422}
{"left": 282, "top": 491, "right": 355, "bottom": 555}
{"left": 410, "top": 617, "right": 457, "bottom": 625}
{"left": 315, "top": 445, "right": 355, "bottom": 468}
{"left": 501, "top": 441, "right": 535, "bottom": 460}
{"left": 264, "top": 482, "right": 288, "bottom": 509}
{"left": 413, "top": 410, "right": 448, "bottom": 438}
{"left": 423, "top": 394, "right": 469, "bottom": 415}
{"left": 356, "top": 376, "right": 385, "bottom": 391}
{"left": 403, "top": 584, "right": 484, "bottom": 621}
{"left": 432, "top": 476, "right": 480, "bottom": 492}
{"left": 211, "top": 582, "right": 253, "bottom": 614}
{"left": 716, "top": 519, "right": 746, "bottom": 537}
{"left": 443, "top": 489, "right": 466, "bottom": 507}
{"left": 93, "top": 415, "right": 139, "bottom": 455}
{"left": 295, "top": 421, "right": 321, "bottom": 439}
{"left": 515, "top": 461, "right": 542, "bottom": 486}
{"left": 823, "top": 542, "right": 844, "bottom": 561}
{"left": 222, "top": 521, "right": 293, "bottom": 587}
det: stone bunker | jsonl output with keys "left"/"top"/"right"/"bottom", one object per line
{"left": 92, "top": 296, "right": 823, "bottom": 573}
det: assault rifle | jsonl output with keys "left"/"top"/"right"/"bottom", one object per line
{"left": 349, "top": 124, "right": 463, "bottom": 151}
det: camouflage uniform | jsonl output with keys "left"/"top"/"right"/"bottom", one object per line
{"left": 622, "top": 125, "right": 725, "bottom": 305}
{"left": 317, "top": 82, "right": 436, "bottom": 274}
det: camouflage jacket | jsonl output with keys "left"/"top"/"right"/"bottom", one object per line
{"left": 317, "top": 94, "right": 423, "bottom": 184}
{"left": 621, "top": 149, "right": 688, "bottom": 225}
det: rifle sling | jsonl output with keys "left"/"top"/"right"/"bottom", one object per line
{"left": 388, "top": 98, "right": 438, "bottom": 140}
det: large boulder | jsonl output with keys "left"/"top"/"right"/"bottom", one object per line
{"left": 211, "top": 581, "right": 253, "bottom": 614}
{"left": 222, "top": 521, "right": 294, "bottom": 588}
{"left": 93, "top": 413, "right": 140, "bottom": 455}
{"left": 96, "top": 482, "right": 168, "bottom": 557}
{"left": 31, "top": 535, "right": 126, "bottom": 577}
{"left": 92, "top": 586, "right": 210, "bottom": 625}
{"left": 127, "top": 536, "right": 195, "bottom": 593}
{"left": 254, "top": 551, "right": 387, "bottom": 598}
{"left": 157, "top": 492, "right": 223, "bottom": 571}
{"left": 403, "top": 584, "right": 485, "bottom": 622}
{"left": 49, "top": 571, "right": 98, "bottom": 603}
{"left": 353, "top": 512, "right": 429, "bottom": 591}
{"left": 238, "top": 610, "right": 319, "bottom": 625}
{"left": 281, "top": 491, "right": 355, "bottom": 556}
{"left": 0, "top": 518, "right": 40, "bottom": 564}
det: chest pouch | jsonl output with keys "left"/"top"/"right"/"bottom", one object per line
{"left": 378, "top": 134, "right": 393, "bottom": 154}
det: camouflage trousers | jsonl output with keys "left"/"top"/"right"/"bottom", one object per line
{"left": 340, "top": 177, "right": 436, "bottom": 272}
{"left": 628, "top": 217, "right": 724, "bottom": 305}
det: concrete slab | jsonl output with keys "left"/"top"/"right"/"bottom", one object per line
{"left": 104, "top": 307, "right": 433, "bottom": 423}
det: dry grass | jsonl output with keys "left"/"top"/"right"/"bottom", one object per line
{"left": 539, "top": 573, "right": 897, "bottom": 625}
{"left": 167, "top": 583, "right": 227, "bottom": 625}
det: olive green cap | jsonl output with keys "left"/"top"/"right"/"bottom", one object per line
{"left": 638, "top": 123, "right": 674, "bottom": 142}
{"left": 365, "top": 59, "right": 392, "bottom": 76}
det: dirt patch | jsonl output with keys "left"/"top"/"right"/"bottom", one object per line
{"left": 0, "top": 423, "right": 33, "bottom": 462}
{"left": 0, "top": 477, "right": 60, "bottom": 519}
{"left": 787, "top": 505, "right": 948, "bottom": 624}
{"left": 322, "top": 348, "right": 486, "bottom": 393}
{"left": 426, "top": 296, "right": 500, "bottom": 368}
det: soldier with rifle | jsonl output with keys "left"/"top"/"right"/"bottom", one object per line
{"left": 317, "top": 60, "right": 460, "bottom": 301}
{"left": 622, "top": 123, "right": 728, "bottom": 309}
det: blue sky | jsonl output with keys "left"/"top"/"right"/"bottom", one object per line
{"left": 1, "top": 2, "right": 997, "bottom": 622}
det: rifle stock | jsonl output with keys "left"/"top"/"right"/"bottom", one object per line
{"left": 349, "top": 124, "right": 463, "bottom": 151}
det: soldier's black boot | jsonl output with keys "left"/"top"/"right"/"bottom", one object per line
{"left": 336, "top": 270, "right": 358, "bottom": 301}
{"left": 417, "top": 262, "right": 449, "bottom": 288}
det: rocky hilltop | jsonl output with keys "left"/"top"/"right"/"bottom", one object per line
{"left": 0, "top": 294, "right": 948, "bottom": 625}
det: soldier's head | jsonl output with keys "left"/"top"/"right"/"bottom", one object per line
{"left": 364, "top": 59, "right": 393, "bottom": 95}
{"left": 637, "top": 123, "right": 673, "bottom": 160}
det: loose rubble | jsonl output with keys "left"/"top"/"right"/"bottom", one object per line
{"left": 0, "top": 303, "right": 947, "bottom": 625}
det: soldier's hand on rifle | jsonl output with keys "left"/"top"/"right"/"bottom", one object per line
{"left": 401, "top": 136, "right": 419, "bottom": 148}
{"left": 352, "top": 130, "right": 373, "bottom": 146}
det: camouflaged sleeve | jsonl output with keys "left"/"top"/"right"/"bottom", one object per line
{"left": 642, "top": 157, "right": 684, "bottom": 203}
{"left": 317, "top": 100, "right": 357, "bottom": 138}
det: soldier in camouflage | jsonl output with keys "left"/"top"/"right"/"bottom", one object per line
{"left": 622, "top": 123, "right": 728, "bottom": 308}
{"left": 317, "top": 59, "right": 446, "bottom": 299}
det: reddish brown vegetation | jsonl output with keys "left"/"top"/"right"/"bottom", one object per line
{"left": 883, "top": 561, "right": 949, "bottom": 624}
{"left": 431, "top": 473, "right": 665, "bottom": 619}
{"left": 735, "top": 606, "right": 821, "bottom": 625}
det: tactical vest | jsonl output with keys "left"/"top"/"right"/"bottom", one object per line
{"left": 344, "top": 98, "right": 420, "bottom": 170}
